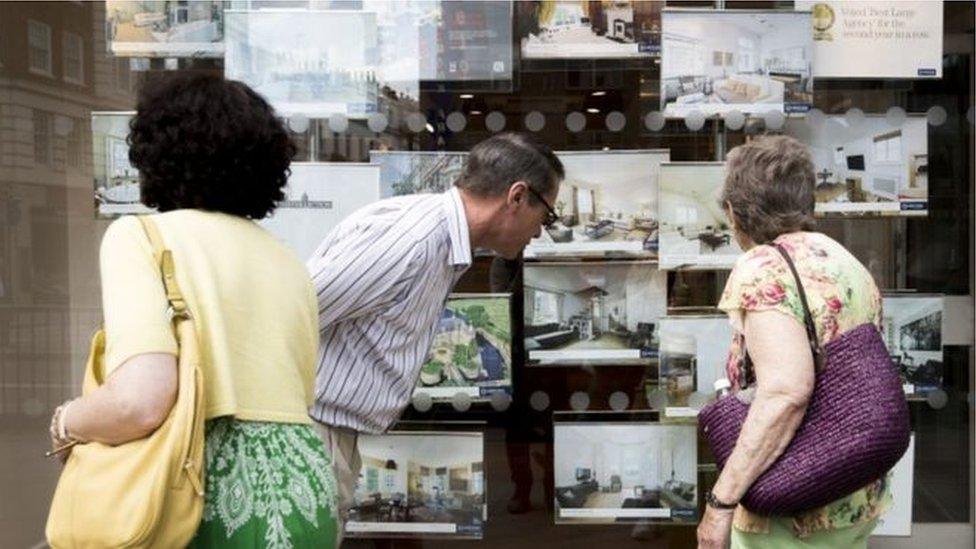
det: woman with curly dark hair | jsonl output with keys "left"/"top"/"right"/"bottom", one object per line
{"left": 47, "top": 73, "right": 338, "bottom": 547}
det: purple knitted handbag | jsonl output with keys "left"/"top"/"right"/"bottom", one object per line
{"left": 698, "top": 244, "right": 910, "bottom": 516}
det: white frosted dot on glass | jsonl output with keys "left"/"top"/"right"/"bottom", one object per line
{"left": 452, "top": 391, "right": 472, "bottom": 412}
{"left": 646, "top": 388, "right": 667, "bottom": 410}
{"left": 605, "top": 111, "right": 626, "bottom": 132}
{"left": 529, "top": 390, "right": 550, "bottom": 411}
{"left": 885, "top": 106, "right": 907, "bottom": 128}
{"left": 684, "top": 110, "right": 706, "bottom": 131}
{"left": 926, "top": 389, "right": 948, "bottom": 410}
{"left": 328, "top": 113, "right": 349, "bottom": 133}
{"left": 763, "top": 110, "right": 786, "bottom": 130}
{"left": 608, "top": 391, "right": 629, "bottom": 411}
{"left": 805, "top": 108, "right": 825, "bottom": 129}
{"left": 926, "top": 105, "right": 948, "bottom": 127}
{"left": 412, "top": 392, "right": 432, "bottom": 412}
{"left": 288, "top": 114, "right": 310, "bottom": 133}
{"left": 723, "top": 110, "right": 745, "bottom": 131}
{"left": 446, "top": 111, "right": 467, "bottom": 133}
{"left": 367, "top": 113, "right": 388, "bottom": 133}
{"left": 644, "top": 111, "right": 665, "bottom": 132}
{"left": 524, "top": 111, "right": 545, "bottom": 132}
{"left": 485, "top": 111, "right": 506, "bottom": 132}
{"left": 406, "top": 112, "right": 427, "bottom": 133}
{"left": 566, "top": 111, "right": 586, "bottom": 133}
{"left": 569, "top": 391, "right": 590, "bottom": 411}
{"left": 490, "top": 392, "right": 512, "bottom": 412}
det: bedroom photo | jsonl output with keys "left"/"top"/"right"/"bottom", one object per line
{"left": 662, "top": 10, "right": 812, "bottom": 116}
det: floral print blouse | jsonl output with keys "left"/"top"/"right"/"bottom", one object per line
{"left": 717, "top": 231, "right": 892, "bottom": 538}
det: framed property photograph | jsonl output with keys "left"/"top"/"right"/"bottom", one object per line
{"left": 658, "top": 162, "right": 742, "bottom": 269}
{"left": 370, "top": 150, "right": 467, "bottom": 198}
{"left": 92, "top": 112, "right": 154, "bottom": 219}
{"left": 224, "top": 9, "right": 379, "bottom": 117}
{"left": 882, "top": 295, "right": 944, "bottom": 394}
{"left": 414, "top": 293, "right": 512, "bottom": 403}
{"left": 553, "top": 413, "right": 698, "bottom": 524}
{"left": 523, "top": 261, "right": 667, "bottom": 366}
{"left": 524, "top": 150, "right": 670, "bottom": 260}
{"left": 346, "top": 431, "right": 486, "bottom": 539}
{"left": 657, "top": 316, "right": 732, "bottom": 405}
{"left": 661, "top": 9, "right": 813, "bottom": 116}
{"left": 258, "top": 163, "right": 381, "bottom": 260}
{"left": 784, "top": 115, "right": 929, "bottom": 215}
{"left": 106, "top": 0, "right": 224, "bottom": 58}
{"left": 519, "top": 0, "right": 663, "bottom": 59}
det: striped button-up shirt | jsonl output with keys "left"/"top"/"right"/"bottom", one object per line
{"left": 307, "top": 188, "right": 472, "bottom": 433}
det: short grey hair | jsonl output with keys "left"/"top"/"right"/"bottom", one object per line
{"left": 455, "top": 132, "right": 564, "bottom": 202}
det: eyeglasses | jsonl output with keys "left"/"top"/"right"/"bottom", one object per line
{"left": 525, "top": 185, "right": 559, "bottom": 228}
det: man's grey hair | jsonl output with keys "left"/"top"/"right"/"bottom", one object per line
{"left": 455, "top": 132, "right": 564, "bottom": 201}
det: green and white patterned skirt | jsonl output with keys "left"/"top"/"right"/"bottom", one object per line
{"left": 187, "top": 417, "right": 338, "bottom": 549}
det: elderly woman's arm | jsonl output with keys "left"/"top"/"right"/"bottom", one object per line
{"left": 698, "top": 309, "right": 815, "bottom": 548}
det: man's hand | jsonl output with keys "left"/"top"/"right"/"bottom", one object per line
{"left": 697, "top": 505, "right": 735, "bottom": 549}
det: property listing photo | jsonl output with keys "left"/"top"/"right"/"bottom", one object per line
{"left": 106, "top": 0, "right": 224, "bottom": 57}
{"left": 518, "top": 0, "right": 662, "bottom": 59}
{"left": 524, "top": 150, "right": 669, "bottom": 259}
{"left": 258, "top": 163, "right": 381, "bottom": 260}
{"left": 662, "top": 9, "right": 813, "bottom": 116}
{"left": 224, "top": 9, "right": 379, "bottom": 116}
{"left": 347, "top": 432, "right": 486, "bottom": 539}
{"left": 415, "top": 294, "right": 513, "bottom": 401}
{"left": 370, "top": 151, "right": 467, "bottom": 198}
{"left": 655, "top": 316, "right": 732, "bottom": 406}
{"left": 882, "top": 296, "right": 945, "bottom": 394}
{"left": 523, "top": 262, "right": 667, "bottom": 366}
{"left": 553, "top": 420, "right": 698, "bottom": 523}
{"left": 784, "top": 115, "right": 929, "bottom": 215}
{"left": 658, "top": 162, "right": 743, "bottom": 269}
{"left": 92, "top": 112, "right": 153, "bottom": 218}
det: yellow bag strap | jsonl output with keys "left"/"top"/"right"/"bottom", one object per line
{"left": 137, "top": 216, "right": 190, "bottom": 318}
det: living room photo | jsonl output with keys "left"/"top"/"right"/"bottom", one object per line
{"left": 347, "top": 432, "right": 485, "bottom": 538}
{"left": 525, "top": 150, "right": 669, "bottom": 259}
{"left": 553, "top": 422, "right": 697, "bottom": 523}
{"left": 785, "top": 115, "right": 929, "bottom": 214}
{"left": 661, "top": 9, "right": 812, "bottom": 116}
{"left": 882, "top": 295, "right": 945, "bottom": 394}
{"left": 523, "top": 262, "right": 667, "bottom": 366}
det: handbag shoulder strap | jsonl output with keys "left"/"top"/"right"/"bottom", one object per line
{"left": 137, "top": 216, "right": 190, "bottom": 319}
{"left": 771, "top": 243, "right": 823, "bottom": 371}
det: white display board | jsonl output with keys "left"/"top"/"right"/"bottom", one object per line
{"left": 225, "top": 10, "right": 379, "bottom": 117}
{"left": 796, "top": 1, "right": 943, "bottom": 79}
{"left": 259, "top": 163, "right": 380, "bottom": 261}
{"left": 873, "top": 434, "right": 915, "bottom": 537}
{"left": 525, "top": 150, "right": 669, "bottom": 260}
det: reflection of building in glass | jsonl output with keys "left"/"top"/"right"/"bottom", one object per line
{"left": 349, "top": 433, "right": 485, "bottom": 538}
{"left": 553, "top": 423, "right": 697, "bottom": 522}
{"left": 371, "top": 151, "right": 466, "bottom": 198}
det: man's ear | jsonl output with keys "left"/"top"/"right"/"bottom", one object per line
{"left": 508, "top": 181, "right": 528, "bottom": 206}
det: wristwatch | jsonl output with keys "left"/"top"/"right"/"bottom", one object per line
{"left": 705, "top": 490, "right": 738, "bottom": 510}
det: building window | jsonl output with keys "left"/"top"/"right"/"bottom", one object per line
{"left": 873, "top": 130, "right": 903, "bottom": 163}
{"left": 63, "top": 32, "right": 84, "bottom": 85}
{"left": 115, "top": 58, "right": 132, "bottom": 92}
{"left": 28, "top": 20, "right": 53, "bottom": 76}
{"left": 66, "top": 118, "right": 84, "bottom": 168}
{"left": 34, "top": 110, "right": 53, "bottom": 166}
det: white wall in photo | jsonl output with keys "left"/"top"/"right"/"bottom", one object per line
{"left": 258, "top": 163, "right": 380, "bottom": 261}
{"left": 796, "top": 1, "right": 943, "bottom": 78}
{"left": 225, "top": 10, "right": 379, "bottom": 117}
{"left": 525, "top": 150, "right": 669, "bottom": 259}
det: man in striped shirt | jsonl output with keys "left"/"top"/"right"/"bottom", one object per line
{"left": 307, "top": 132, "right": 564, "bottom": 538}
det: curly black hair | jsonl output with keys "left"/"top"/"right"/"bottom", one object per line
{"left": 128, "top": 72, "right": 295, "bottom": 219}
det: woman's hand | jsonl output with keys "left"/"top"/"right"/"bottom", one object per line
{"left": 697, "top": 506, "right": 735, "bottom": 549}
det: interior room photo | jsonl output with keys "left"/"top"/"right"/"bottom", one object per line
{"left": 662, "top": 10, "right": 812, "bottom": 115}
{"left": 786, "top": 116, "right": 929, "bottom": 213}
{"left": 882, "top": 296, "right": 944, "bottom": 392}
{"left": 92, "top": 112, "right": 151, "bottom": 218}
{"left": 658, "top": 162, "right": 742, "bottom": 268}
{"left": 418, "top": 295, "right": 512, "bottom": 397}
{"left": 106, "top": 0, "right": 222, "bottom": 55}
{"left": 657, "top": 317, "right": 732, "bottom": 398}
{"left": 553, "top": 423, "right": 697, "bottom": 521}
{"left": 523, "top": 263, "right": 666, "bottom": 364}
{"left": 527, "top": 150, "right": 668, "bottom": 258}
{"left": 519, "top": 0, "right": 660, "bottom": 59}
{"left": 349, "top": 433, "right": 485, "bottom": 532}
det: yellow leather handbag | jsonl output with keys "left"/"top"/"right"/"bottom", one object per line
{"left": 46, "top": 216, "right": 206, "bottom": 548}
